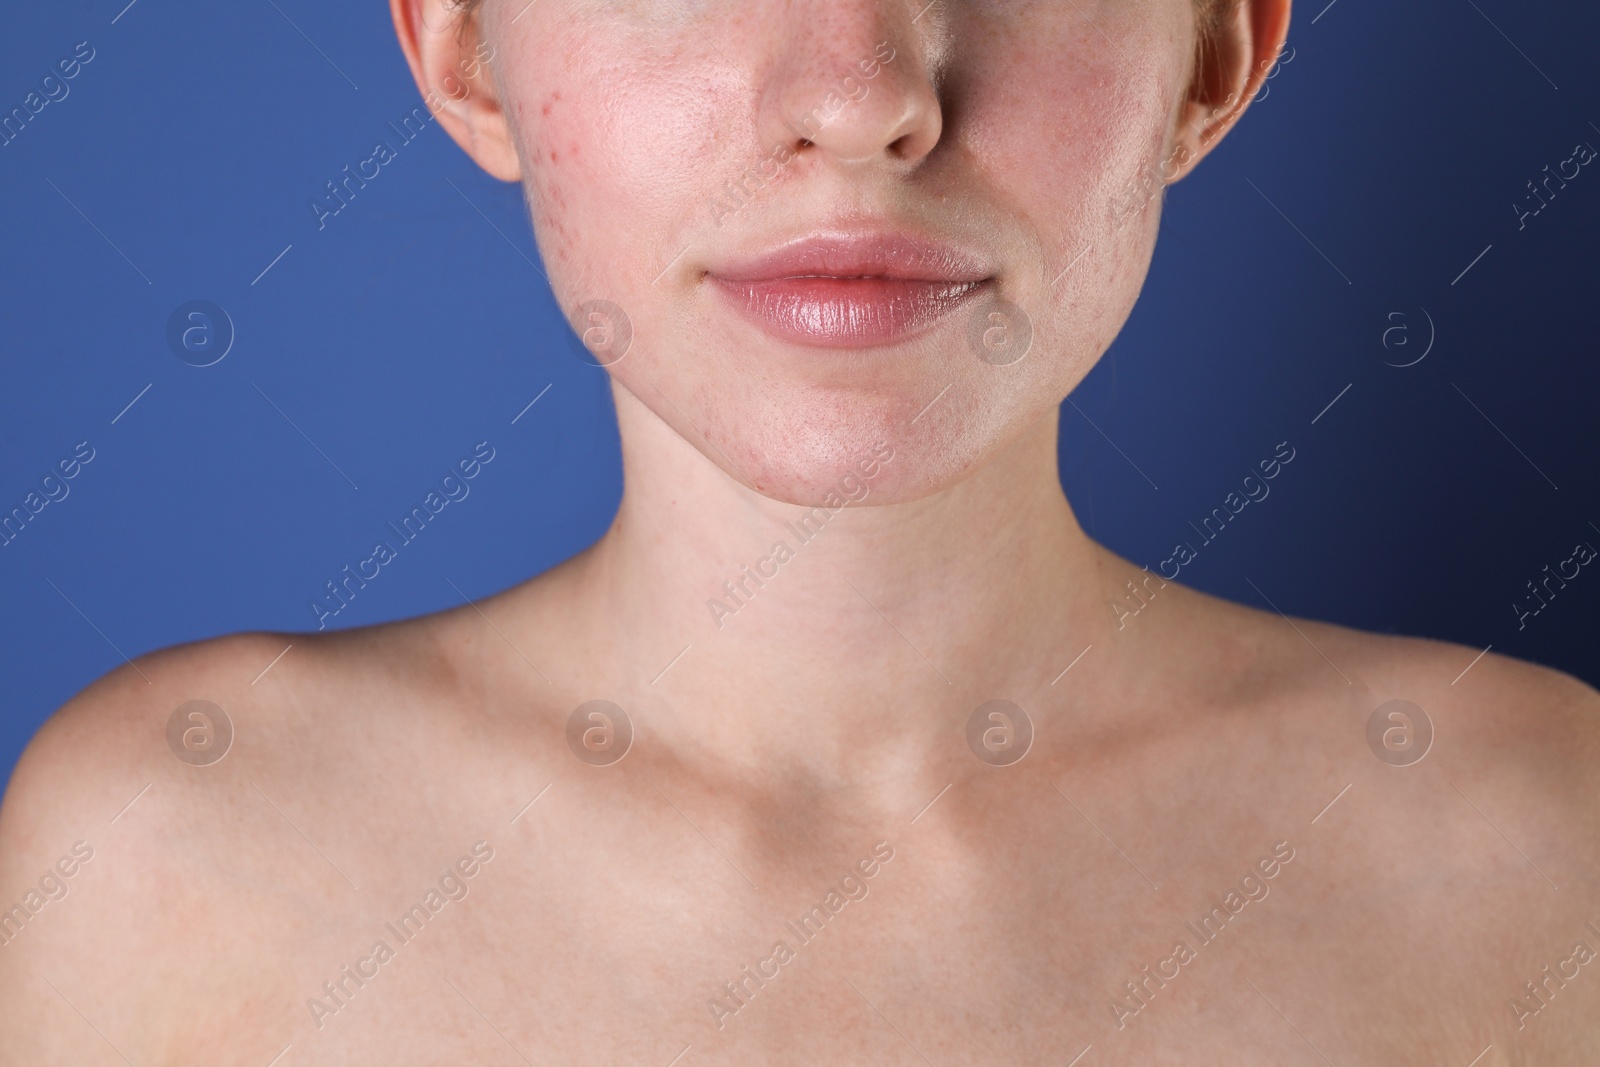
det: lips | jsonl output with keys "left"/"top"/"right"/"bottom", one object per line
{"left": 706, "top": 232, "right": 992, "bottom": 349}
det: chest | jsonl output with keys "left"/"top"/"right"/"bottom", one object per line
{"left": 174, "top": 813, "right": 1547, "bottom": 1067}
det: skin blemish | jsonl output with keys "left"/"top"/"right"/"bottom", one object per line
{"left": 483, "top": 1, "right": 1209, "bottom": 502}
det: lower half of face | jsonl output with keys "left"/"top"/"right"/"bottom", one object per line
{"left": 493, "top": 0, "right": 1195, "bottom": 505}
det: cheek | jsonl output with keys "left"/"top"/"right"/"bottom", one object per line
{"left": 501, "top": 25, "right": 740, "bottom": 297}
{"left": 976, "top": 29, "right": 1177, "bottom": 251}
{"left": 484, "top": 3, "right": 1195, "bottom": 504}
{"left": 962, "top": 23, "right": 1182, "bottom": 387}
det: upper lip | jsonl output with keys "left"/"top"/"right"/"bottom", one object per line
{"left": 705, "top": 229, "right": 993, "bottom": 284}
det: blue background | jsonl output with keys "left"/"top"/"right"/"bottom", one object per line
{"left": 2, "top": 0, "right": 1597, "bottom": 790}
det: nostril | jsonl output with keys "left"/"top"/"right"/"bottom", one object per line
{"left": 764, "top": 35, "right": 943, "bottom": 166}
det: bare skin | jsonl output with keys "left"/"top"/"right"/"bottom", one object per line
{"left": 4, "top": 1, "right": 1600, "bottom": 1064}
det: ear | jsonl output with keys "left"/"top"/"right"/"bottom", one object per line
{"left": 389, "top": 0, "right": 521, "bottom": 181}
{"left": 1166, "top": 0, "right": 1292, "bottom": 182}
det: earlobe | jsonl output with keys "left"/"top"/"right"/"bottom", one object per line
{"left": 389, "top": 0, "right": 521, "bottom": 182}
{"left": 1165, "top": 0, "right": 1292, "bottom": 183}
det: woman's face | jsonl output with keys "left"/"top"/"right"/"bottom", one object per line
{"left": 472, "top": 0, "right": 1207, "bottom": 505}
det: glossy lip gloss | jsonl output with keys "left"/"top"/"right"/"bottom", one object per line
{"left": 706, "top": 232, "right": 993, "bottom": 349}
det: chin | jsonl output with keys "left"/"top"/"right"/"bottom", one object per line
{"left": 691, "top": 377, "right": 1035, "bottom": 509}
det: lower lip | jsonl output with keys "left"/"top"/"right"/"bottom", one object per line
{"left": 709, "top": 276, "right": 988, "bottom": 348}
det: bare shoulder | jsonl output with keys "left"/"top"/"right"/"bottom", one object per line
{"left": 1310, "top": 611, "right": 1600, "bottom": 800}
{"left": 1175, "top": 583, "right": 1600, "bottom": 780}
{"left": 1, "top": 632, "right": 292, "bottom": 858}
{"left": 0, "top": 621, "right": 465, "bottom": 1063}
{"left": 1158, "top": 590, "right": 1600, "bottom": 1057}
{"left": 0, "top": 571, "right": 568, "bottom": 930}
{"left": 1300, "top": 621, "right": 1600, "bottom": 1059}
{"left": 0, "top": 621, "right": 459, "bottom": 836}
{"left": 1156, "top": 581, "right": 1600, "bottom": 875}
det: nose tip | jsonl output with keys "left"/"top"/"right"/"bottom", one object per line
{"left": 765, "top": 37, "right": 942, "bottom": 168}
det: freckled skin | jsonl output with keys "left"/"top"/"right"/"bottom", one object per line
{"left": 3, "top": 3, "right": 1600, "bottom": 1066}
{"left": 491, "top": 2, "right": 1186, "bottom": 505}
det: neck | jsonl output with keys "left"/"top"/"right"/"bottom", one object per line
{"left": 547, "top": 381, "right": 1123, "bottom": 782}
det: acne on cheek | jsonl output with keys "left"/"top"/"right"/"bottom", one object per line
{"left": 513, "top": 38, "right": 733, "bottom": 293}
{"left": 1009, "top": 30, "right": 1160, "bottom": 165}
{"left": 511, "top": 11, "right": 1180, "bottom": 328}
{"left": 520, "top": 89, "right": 597, "bottom": 270}
{"left": 991, "top": 53, "right": 1171, "bottom": 379}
